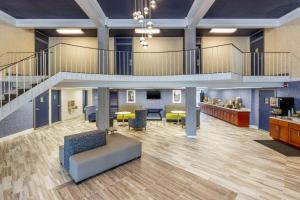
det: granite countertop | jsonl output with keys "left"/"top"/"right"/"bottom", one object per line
{"left": 200, "top": 102, "right": 251, "bottom": 112}
{"left": 270, "top": 116, "right": 300, "bottom": 125}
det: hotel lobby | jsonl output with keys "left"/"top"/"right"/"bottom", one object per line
{"left": 0, "top": 0, "right": 300, "bottom": 199}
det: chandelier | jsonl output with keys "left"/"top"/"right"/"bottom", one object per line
{"left": 133, "top": 0, "right": 160, "bottom": 48}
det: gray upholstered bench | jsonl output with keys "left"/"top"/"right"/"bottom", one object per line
{"left": 59, "top": 130, "right": 142, "bottom": 183}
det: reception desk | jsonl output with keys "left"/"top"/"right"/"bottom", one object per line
{"left": 200, "top": 103, "right": 250, "bottom": 127}
{"left": 269, "top": 117, "right": 300, "bottom": 148}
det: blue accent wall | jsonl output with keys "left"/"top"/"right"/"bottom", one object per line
{"left": 276, "top": 81, "right": 300, "bottom": 111}
{"left": 92, "top": 89, "right": 186, "bottom": 116}
{"left": 205, "top": 81, "right": 300, "bottom": 128}
{"left": 0, "top": 102, "right": 34, "bottom": 138}
{"left": 205, "top": 89, "right": 258, "bottom": 125}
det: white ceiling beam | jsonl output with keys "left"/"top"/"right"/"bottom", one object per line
{"left": 279, "top": 7, "right": 300, "bottom": 26}
{"left": 107, "top": 19, "right": 187, "bottom": 29}
{"left": 0, "top": 10, "right": 16, "bottom": 26}
{"left": 74, "top": 0, "right": 107, "bottom": 27}
{"left": 186, "top": 0, "right": 215, "bottom": 27}
{"left": 197, "top": 19, "right": 280, "bottom": 28}
{"left": 16, "top": 19, "right": 96, "bottom": 28}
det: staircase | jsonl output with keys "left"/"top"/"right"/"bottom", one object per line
{"left": 0, "top": 43, "right": 293, "bottom": 121}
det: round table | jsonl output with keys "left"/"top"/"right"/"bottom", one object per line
{"left": 171, "top": 110, "right": 186, "bottom": 124}
{"left": 115, "top": 111, "right": 131, "bottom": 126}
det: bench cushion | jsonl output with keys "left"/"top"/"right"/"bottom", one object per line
{"left": 63, "top": 130, "right": 106, "bottom": 171}
{"left": 69, "top": 133, "right": 142, "bottom": 183}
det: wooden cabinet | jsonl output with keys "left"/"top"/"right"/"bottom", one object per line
{"left": 269, "top": 118, "right": 300, "bottom": 148}
{"left": 200, "top": 103, "right": 250, "bottom": 127}
{"left": 289, "top": 123, "right": 300, "bottom": 148}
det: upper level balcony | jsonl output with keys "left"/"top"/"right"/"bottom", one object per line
{"left": 0, "top": 43, "right": 297, "bottom": 121}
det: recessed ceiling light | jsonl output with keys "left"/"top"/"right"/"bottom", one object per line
{"left": 56, "top": 28, "right": 84, "bottom": 35}
{"left": 135, "top": 28, "right": 160, "bottom": 34}
{"left": 209, "top": 28, "right": 237, "bottom": 34}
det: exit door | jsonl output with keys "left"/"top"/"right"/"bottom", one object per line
{"left": 259, "top": 90, "right": 275, "bottom": 131}
{"left": 35, "top": 91, "right": 49, "bottom": 128}
{"left": 52, "top": 90, "right": 61, "bottom": 123}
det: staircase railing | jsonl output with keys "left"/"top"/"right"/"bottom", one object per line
{"left": 0, "top": 42, "right": 293, "bottom": 110}
{"left": 0, "top": 52, "right": 35, "bottom": 67}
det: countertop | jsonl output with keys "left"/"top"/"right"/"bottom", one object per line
{"left": 270, "top": 117, "right": 300, "bottom": 125}
{"left": 200, "top": 103, "right": 251, "bottom": 113}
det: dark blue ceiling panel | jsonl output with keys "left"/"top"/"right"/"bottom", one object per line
{"left": 0, "top": 0, "right": 88, "bottom": 19}
{"left": 205, "top": 0, "right": 300, "bottom": 19}
{"left": 97, "top": 0, "right": 194, "bottom": 19}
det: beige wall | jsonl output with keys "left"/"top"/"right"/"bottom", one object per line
{"left": 0, "top": 22, "right": 34, "bottom": 67}
{"left": 201, "top": 37, "right": 250, "bottom": 74}
{"left": 61, "top": 89, "right": 83, "bottom": 121}
{"left": 265, "top": 18, "right": 300, "bottom": 77}
{"left": 133, "top": 37, "right": 184, "bottom": 75}
{"left": 48, "top": 37, "right": 116, "bottom": 74}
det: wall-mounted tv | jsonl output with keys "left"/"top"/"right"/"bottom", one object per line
{"left": 147, "top": 90, "right": 161, "bottom": 100}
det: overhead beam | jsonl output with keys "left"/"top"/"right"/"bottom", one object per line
{"left": 186, "top": 0, "right": 215, "bottom": 27}
{"left": 107, "top": 19, "right": 186, "bottom": 28}
{"left": 74, "top": 0, "right": 107, "bottom": 27}
{"left": 0, "top": 10, "right": 16, "bottom": 26}
{"left": 16, "top": 19, "right": 96, "bottom": 28}
{"left": 197, "top": 19, "right": 280, "bottom": 28}
{"left": 279, "top": 7, "right": 300, "bottom": 26}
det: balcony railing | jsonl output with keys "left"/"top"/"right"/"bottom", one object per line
{"left": 0, "top": 42, "right": 293, "bottom": 108}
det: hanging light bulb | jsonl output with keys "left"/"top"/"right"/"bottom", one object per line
{"left": 144, "top": 7, "right": 149, "bottom": 15}
{"left": 150, "top": 0, "right": 156, "bottom": 9}
{"left": 147, "top": 21, "right": 153, "bottom": 29}
{"left": 138, "top": 14, "right": 144, "bottom": 23}
{"left": 133, "top": 12, "right": 138, "bottom": 20}
{"left": 142, "top": 41, "right": 149, "bottom": 48}
{"left": 140, "top": 36, "right": 146, "bottom": 44}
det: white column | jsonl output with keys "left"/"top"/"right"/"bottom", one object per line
{"left": 186, "top": 87, "right": 197, "bottom": 138}
{"left": 184, "top": 26, "right": 196, "bottom": 74}
{"left": 97, "top": 26, "right": 109, "bottom": 74}
{"left": 96, "top": 87, "right": 110, "bottom": 130}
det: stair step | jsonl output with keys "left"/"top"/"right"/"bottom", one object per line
{"left": 0, "top": 100, "right": 9, "bottom": 107}
{"left": 4, "top": 94, "right": 17, "bottom": 100}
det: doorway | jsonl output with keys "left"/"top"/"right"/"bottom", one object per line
{"left": 35, "top": 91, "right": 49, "bottom": 128}
{"left": 35, "top": 31, "right": 49, "bottom": 76}
{"left": 259, "top": 90, "right": 275, "bottom": 131}
{"left": 115, "top": 38, "right": 133, "bottom": 75}
{"left": 52, "top": 90, "right": 61, "bottom": 123}
{"left": 250, "top": 31, "right": 264, "bottom": 76}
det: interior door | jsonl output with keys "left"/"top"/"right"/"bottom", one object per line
{"left": 35, "top": 31, "right": 49, "bottom": 76}
{"left": 259, "top": 90, "right": 275, "bottom": 131}
{"left": 115, "top": 38, "right": 133, "bottom": 75}
{"left": 35, "top": 91, "right": 49, "bottom": 128}
{"left": 250, "top": 31, "right": 264, "bottom": 76}
{"left": 52, "top": 90, "right": 61, "bottom": 123}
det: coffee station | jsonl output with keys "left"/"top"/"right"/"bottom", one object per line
{"left": 269, "top": 97, "right": 300, "bottom": 148}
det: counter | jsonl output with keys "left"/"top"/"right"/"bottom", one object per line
{"left": 200, "top": 103, "right": 250, "bottom": 127}
{"left": 269, "top": 117, "right": 300, "bottom": 148}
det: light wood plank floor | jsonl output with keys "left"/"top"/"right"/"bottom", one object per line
{"left": 0, "top": 114, "right": 299, "bottom": 200}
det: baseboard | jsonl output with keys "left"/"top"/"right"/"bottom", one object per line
{"left": 0, "top": 128, "right": 34, "bottom": 142}
{"left": 250, "top": 125, "right": 259, "bottom": 130}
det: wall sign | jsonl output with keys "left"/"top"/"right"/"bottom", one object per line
{"left": 172, "top": 90, "right": 182, "bottom": 104}
{"left": 126, "top": 90, "right": 136, "bottom": 103}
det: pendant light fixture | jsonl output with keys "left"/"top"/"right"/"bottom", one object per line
{"left": 133, "top": 0, "right": 160, "bottom": 48}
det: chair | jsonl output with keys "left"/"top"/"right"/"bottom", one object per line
{"left": 128, "top": 110, "right": 148, "bottom": 130}
{"left": 181, "top": 109, "right": 200, "bottom": 128}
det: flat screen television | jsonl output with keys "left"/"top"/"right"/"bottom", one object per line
{"left": 147, "top": 90, "right": 161, "bottom": 99}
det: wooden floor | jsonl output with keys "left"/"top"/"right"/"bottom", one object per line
{"left": 0, "top": 114, "right": 299, "bottom": 200}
